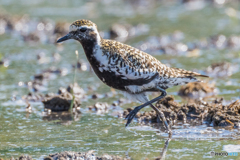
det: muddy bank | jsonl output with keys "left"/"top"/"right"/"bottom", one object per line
{"left": 122, "top": 95, "right": 240, "bottom": 127}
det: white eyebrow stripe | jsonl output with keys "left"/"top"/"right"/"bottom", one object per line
{"left": 69, "top": 25, "right": 96, "bottom": 32}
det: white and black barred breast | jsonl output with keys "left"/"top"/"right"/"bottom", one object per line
{"left": 83, "top": 39, "right": 207, "bottom": 95}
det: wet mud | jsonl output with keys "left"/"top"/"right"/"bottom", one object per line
{"left": 123, "top": 95, "right": 240, "bottom": 127}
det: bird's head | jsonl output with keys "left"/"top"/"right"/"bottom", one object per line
{"left": 57, "top": 19, "right": 100, "bottom": 44}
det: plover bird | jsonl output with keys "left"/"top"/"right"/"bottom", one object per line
{"left": 57, "top": 19, "right": 208, "bottom": 133}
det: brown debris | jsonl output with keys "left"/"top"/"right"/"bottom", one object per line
{"left": 123, "top": 95, "right": 240, "bottom": 127}
{"left": 178, "top": 82, "right": 216, "bottom": 99}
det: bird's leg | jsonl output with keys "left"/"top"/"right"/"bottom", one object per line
{"left": 159, "top": 135, "right": 172, "bottom": 160}
{"left": 125, "top": 87, "right": 167, "bottom": 127}
{"left": 150, "top": 87, "right": 172, "bottom": 135}
{"left": 126, "top": 87, "right": 172, "bottom": 135}
{"left": 150, "top": 103, "right": 172, "bottom": 135}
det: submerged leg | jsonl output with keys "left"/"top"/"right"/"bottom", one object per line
{"left": 159, "top": 135, "right": 172, "bottom": 160}
{"left": 125, "top": 87, "right": 167, "bottom": 127}
{"left": 149, "top": 103, "right": 172, "bottom": 135}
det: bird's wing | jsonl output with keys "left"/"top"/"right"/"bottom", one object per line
{"left": 101, "top": 39, "right": 166, "bottom": 81}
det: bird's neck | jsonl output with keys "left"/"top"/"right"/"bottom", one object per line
{"left": 80, "top": 33, "right": 104, "bottom": 66}
{"left": 80, "top": 32, "right": 102, "bottom": 55}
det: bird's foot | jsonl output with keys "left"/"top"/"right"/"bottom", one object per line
{"left": 125, "top": 106, "right": 142, "bottom": 127}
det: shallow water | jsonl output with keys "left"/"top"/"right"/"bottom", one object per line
{"left": 0, "top": 0, "right": 240, "bottom": 159}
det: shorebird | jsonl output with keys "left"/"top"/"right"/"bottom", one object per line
{"left": 57, "top": 19, "right": 207, "bottom": 133}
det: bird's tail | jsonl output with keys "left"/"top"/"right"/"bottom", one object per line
{"left": 171, "top": 67, "right": 208, "bottom": 82}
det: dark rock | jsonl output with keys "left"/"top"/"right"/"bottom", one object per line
{"left": 42, "top": 92, "right": 81, "bottom": 112}
{"left": 92, "top": 94, "right": 99, "bottom": 99}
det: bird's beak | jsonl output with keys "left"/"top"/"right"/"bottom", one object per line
{"left": 56, "top": 33, "right": 71, "bottom": 43}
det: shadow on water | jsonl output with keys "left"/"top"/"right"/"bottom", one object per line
{"left": 42, "top": 111, "right": 81, "bottom": 125}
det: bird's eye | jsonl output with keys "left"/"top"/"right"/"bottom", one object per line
{"left": 80, "top": 27, "right": 87, "bottom": 32}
